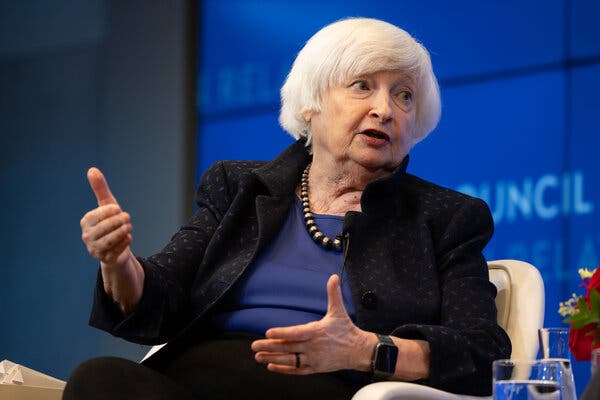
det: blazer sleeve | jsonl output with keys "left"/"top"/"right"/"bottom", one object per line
{"left": 391, "top": 197, "right": 511, "bottom": 395}
{"left": 89, "top": 161, "right": 234, "bottom": 345}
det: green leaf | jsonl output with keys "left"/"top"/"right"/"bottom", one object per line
{"left": 590, "top": 289, "right": 600, "bottom": 321}
{"left": 568, "top": 317, "right": 589, "bottom": 329}
{"left": 565, "top": 297, "right": 594, "bottom": 329}
{"left": 578, "top": 296, "right": 591, "bottom": 314}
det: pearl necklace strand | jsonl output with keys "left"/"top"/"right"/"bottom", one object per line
{"left": 300, "top": 164, "right": 343, "bottom": 252}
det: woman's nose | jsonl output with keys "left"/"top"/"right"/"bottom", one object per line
{"left": 369, "top": 91, "right": 393, "bottom": 122}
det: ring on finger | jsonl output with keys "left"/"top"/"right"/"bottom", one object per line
{"left": 295, "top": 352, "right": 301, "bottom": 368}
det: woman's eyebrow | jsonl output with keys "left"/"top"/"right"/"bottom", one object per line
{"left": 390, "top": 81, "right": 414, "bottom": 93}
{"left": 393, "top": 74, "right": 416, "bottom": 87}
{"left": 346, "top": 74, "right": 369, "bottom": 82}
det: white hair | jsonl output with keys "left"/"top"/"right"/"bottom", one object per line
{"left": 279, "top": 17, "right": 441, "bottom": 148}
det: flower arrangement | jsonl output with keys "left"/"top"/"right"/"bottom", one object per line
{"left": 558, "top": 267, "right": 600, "bottom": 361}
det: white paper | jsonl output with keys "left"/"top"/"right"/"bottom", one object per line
{"left": 0, "top": 360, "right": 65, "bottom": 389}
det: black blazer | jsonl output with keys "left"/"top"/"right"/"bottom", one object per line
{"left": 90, "top": 139, "right": 511, "bottom": 395}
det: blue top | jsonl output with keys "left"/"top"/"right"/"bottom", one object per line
{"left": 207, "top": 196, "right": 355, "bottom": 334}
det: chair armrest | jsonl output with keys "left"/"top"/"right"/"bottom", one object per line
{"left": 351, "top": 382, "right": 492, "bottom": 400}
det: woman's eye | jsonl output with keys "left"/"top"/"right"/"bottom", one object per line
{"left": 393, "top": 90, "right": 414, "bottom": 110}
{"left": 352, "top": 81, "right": 369, "bottom": 90}
{"left": 397, "top": 90, "right": 412, "bottom": 102}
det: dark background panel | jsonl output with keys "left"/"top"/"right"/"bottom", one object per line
{"left": 569, "top": 0, "right": 600, "bottom": 60}
{"left": 198, "top": 114, "right": 293, "bottom": 174}
{"left": 0, "top": 0, "right": 196, "bottom": 380}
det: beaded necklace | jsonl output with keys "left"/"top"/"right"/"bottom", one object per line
{"left": 300, "top": 164, "right": 343, "bottom": 252}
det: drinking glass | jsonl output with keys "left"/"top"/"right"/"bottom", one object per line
{"left": 493, "top": 359, "right": 564, "bottom": 400}
{"left": 539, "top": 327, "right": 570, "bottom": 359}
{"left": 538, "top": 327, "right": 577, "bottom": 400}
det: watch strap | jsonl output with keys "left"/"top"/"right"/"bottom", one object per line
{"left": 371, "top": 334, "right": 398, "bottom": 381}
{"left": 377, "top": 334, "right": 394, "bottom": 346}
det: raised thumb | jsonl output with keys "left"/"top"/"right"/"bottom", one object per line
{"left": 87, "top": 167, "right": 118, "bottom": 206}
{"left": 326, "top": 274, "right": 347, "bottom": 316}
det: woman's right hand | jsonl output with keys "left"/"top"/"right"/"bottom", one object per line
{"left": 80, "top": 167, "right": 144, "bottom": 314}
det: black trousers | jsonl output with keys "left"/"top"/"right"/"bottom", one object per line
{"left": 63, "top": 333, "right": 366, "bottom": 400}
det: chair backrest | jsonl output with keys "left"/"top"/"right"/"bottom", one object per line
{"left": 488, "top": 259, "right": 545, "bottom": 360}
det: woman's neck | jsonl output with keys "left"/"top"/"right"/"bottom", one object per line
{"left": 301, "top": 158, "right": 391, "bottom": 215}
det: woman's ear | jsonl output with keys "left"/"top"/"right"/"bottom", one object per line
{"left": 302, "top": 110, "right": 312, "bottom": 123}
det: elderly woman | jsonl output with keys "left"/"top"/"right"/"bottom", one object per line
{"left": 66, "top": 17, "right": 510, "bottom": 400}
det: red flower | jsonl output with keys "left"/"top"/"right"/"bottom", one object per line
{"left": 588, "top": 268, "right": 600, "bottom": 293}
{"left": 569, "top": 322, "right": 598, "bottom": 361}
{"left": 568, "top": 268, "right": 600, "bottom": 361}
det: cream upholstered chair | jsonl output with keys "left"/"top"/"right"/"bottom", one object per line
{"left": 351, "top": 259, "right": 545, "bottom": 400}
{"left": 141, "top": 259, "right": 545, "bottom": 399}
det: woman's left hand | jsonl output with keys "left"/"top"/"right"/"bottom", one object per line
{"left": 251, "top": 274, "right": 377, "bottom": 375}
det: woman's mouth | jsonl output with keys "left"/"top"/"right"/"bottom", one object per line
{"left": 360, "top": 129, "right": 390, "bottom": 143}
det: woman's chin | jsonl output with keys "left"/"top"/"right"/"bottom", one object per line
{"left": 346, "top": 149, "right": 398, "bottom": 171}
{"left": 351, "top": 157, "right": 395, "bottom": 172}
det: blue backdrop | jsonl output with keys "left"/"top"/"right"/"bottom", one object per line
{"left": 196, "top": 0, "right": 600, "bottom": 395}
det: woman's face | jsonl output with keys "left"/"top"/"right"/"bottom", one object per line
{"left": 306, "top": 70, "right": 416, "bottom": 172}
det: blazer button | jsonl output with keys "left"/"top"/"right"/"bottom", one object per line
{"left": 361, "top": 291, "right": 378, "bottom": 310}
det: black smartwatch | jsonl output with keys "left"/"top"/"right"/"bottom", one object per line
{"left": 371, "top": 334, "right": 398, "bottom": 380}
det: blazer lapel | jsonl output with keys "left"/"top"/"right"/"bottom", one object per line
{"left": 251, "top": 139, "right": 311, "bottom": 253}
{"left": 255, "top": 195, "right": 293, "bottom": 254}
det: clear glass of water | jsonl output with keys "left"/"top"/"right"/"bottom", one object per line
{"left": 538, "top": 327, "right": 577, "bottom": 400}
{"left": 539, "top": 327, "right": 570, "bottom": 359}
{"left": 493, "top": 359, "right": 564, "bottom": 400}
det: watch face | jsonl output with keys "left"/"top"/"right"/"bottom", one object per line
{"left": 374, "top": 343, "right": 399, "bottom": 373}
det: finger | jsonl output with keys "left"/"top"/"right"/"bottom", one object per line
{"left": 256, "top": 352, "right": 313, "bottom": 372}
{"left": 251, "top": 339, "right": 305, "bottom": 354}
{"left": 254, "top": 352, "right": 297, "bottom": 366}
{"left": 88, "top": 223, "right": 132, "bottom": 260}
{"left": 97, "top": 223, "right": 132, "bottom": 251}
{"left": 81, "top": 204, "right": 122, "bottom": 229}
{"left": 326, "top": 274, "right": 347, "bottom": 316}
{"left": 101, "top": 234, "right": 132, "bottom": 264}
{"left": 264, "top": 322, "right": 317, "bottom": 341}
{"left": 85, "top": 211, "right": 131, "bottom": 242}
{"left": 87, "top": 167, "right": 118, "bottom": 206}
{"left": 266, "top": 363, "right": 313, "bottom": 375}
{"left": 97, "top": 235, "right": 131, "bottom": 264}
